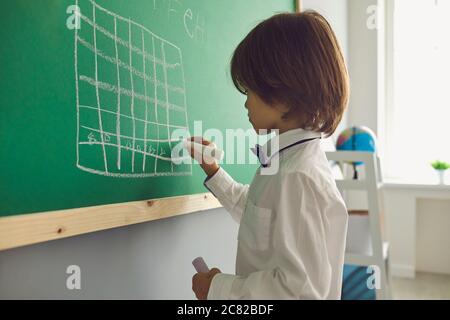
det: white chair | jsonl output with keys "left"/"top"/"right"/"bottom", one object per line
{"left": 326, "top": 151, "right": 392, "bottom": 300}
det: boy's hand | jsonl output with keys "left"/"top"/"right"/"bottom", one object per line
{"left": 187, "top": 137, "right": 220, "bottom": 178}
{"left": 192, "top": 268, "right": 221, "bottom": 300}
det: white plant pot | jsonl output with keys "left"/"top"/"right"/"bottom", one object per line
{"left": 436, "top": 170, "right": 446, "bottom": 184}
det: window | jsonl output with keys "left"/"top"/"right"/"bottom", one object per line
{"left": 386, "top": 0, "right": 450, "bottom": 182}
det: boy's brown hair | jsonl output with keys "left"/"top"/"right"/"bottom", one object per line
{"left": 231, "top": 11, "right": 349, "bottom": 138}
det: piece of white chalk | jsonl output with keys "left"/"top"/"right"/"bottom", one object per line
{"left": 192, "top": 257, "right": 210, "bottom": 273}
{"left": 183, "top": 140, "right": 224, "bottom": 163}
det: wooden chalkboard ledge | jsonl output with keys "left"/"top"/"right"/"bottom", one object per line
{"left": 0, "top": 193, "right": 222, "bottom": 251}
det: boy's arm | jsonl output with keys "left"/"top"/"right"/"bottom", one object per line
{"left": 207, "top": 172, "right": 347, "bottom": 299}
{"left": 187, "top": 137, "right": 249, "bottom": 223}
{"left": 204, "top": 166, "right": 249, "bottom": 224}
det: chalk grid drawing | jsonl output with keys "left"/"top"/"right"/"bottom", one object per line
{"left": 74, "top": 0, "right": 192, "bottom": 177}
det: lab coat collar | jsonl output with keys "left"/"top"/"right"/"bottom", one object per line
{"left": 250, "top": 128, "right": 323, "bottom": 167}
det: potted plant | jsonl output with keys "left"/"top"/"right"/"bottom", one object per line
{"left": 431, "top": 160, "right": 450, "bottom": 184}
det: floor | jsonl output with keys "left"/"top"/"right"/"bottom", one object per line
{"left": 391, "top": 272, "right": 450, "bottom": 300}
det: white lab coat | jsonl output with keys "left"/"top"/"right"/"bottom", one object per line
{"left": 204, "top": 128, "right": 348, "bottom": 300}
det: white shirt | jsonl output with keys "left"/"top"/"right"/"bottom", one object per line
{"left": 204, "top": 128, "right": 348, "bottom": 300}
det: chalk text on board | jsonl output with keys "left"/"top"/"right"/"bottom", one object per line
{"left": 152, "top": 0, "right": 206, "bottom": 43}
{"left": 184, "top": 8, "right": 206, "bottom": 42}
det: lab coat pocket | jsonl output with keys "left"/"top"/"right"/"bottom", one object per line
{"left": 239, "top": 200, "right": 273, "bottom": 251}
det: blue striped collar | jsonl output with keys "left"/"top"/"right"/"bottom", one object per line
{"left": 250, "top": 128, "right": 323, "bottom": 167}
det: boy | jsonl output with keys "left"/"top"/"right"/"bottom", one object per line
{"left": 191, "top": 11, "right": 349, "bottom": 300}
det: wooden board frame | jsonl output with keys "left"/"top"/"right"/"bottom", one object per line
{"left": 295, "top": 0, "right": 301, "bottom": 12}
{"left": 0, "top": 193, "right": 221, "bottom": 251}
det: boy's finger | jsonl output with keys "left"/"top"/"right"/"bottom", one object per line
{"left": 189, "top": 136, "right": 204, "bottom": 143}
{"left": 208, "top": 268, "right": 222, "bottom": 278}
{"left": 189, "top": 136, "right": 212, "bottom": 146}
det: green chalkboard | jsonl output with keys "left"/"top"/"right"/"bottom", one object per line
{"left": 0, "top": 0, "right": 294, "bottom": 217}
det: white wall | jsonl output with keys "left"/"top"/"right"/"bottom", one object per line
{"left": 416, "top": 199, "right": 450, "bottom": 275}
{"left": 347, "top": 0, "right": 379, "bottom": 134}
{"left": 0, "top": 208, "right": 238, "bottom": 299}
